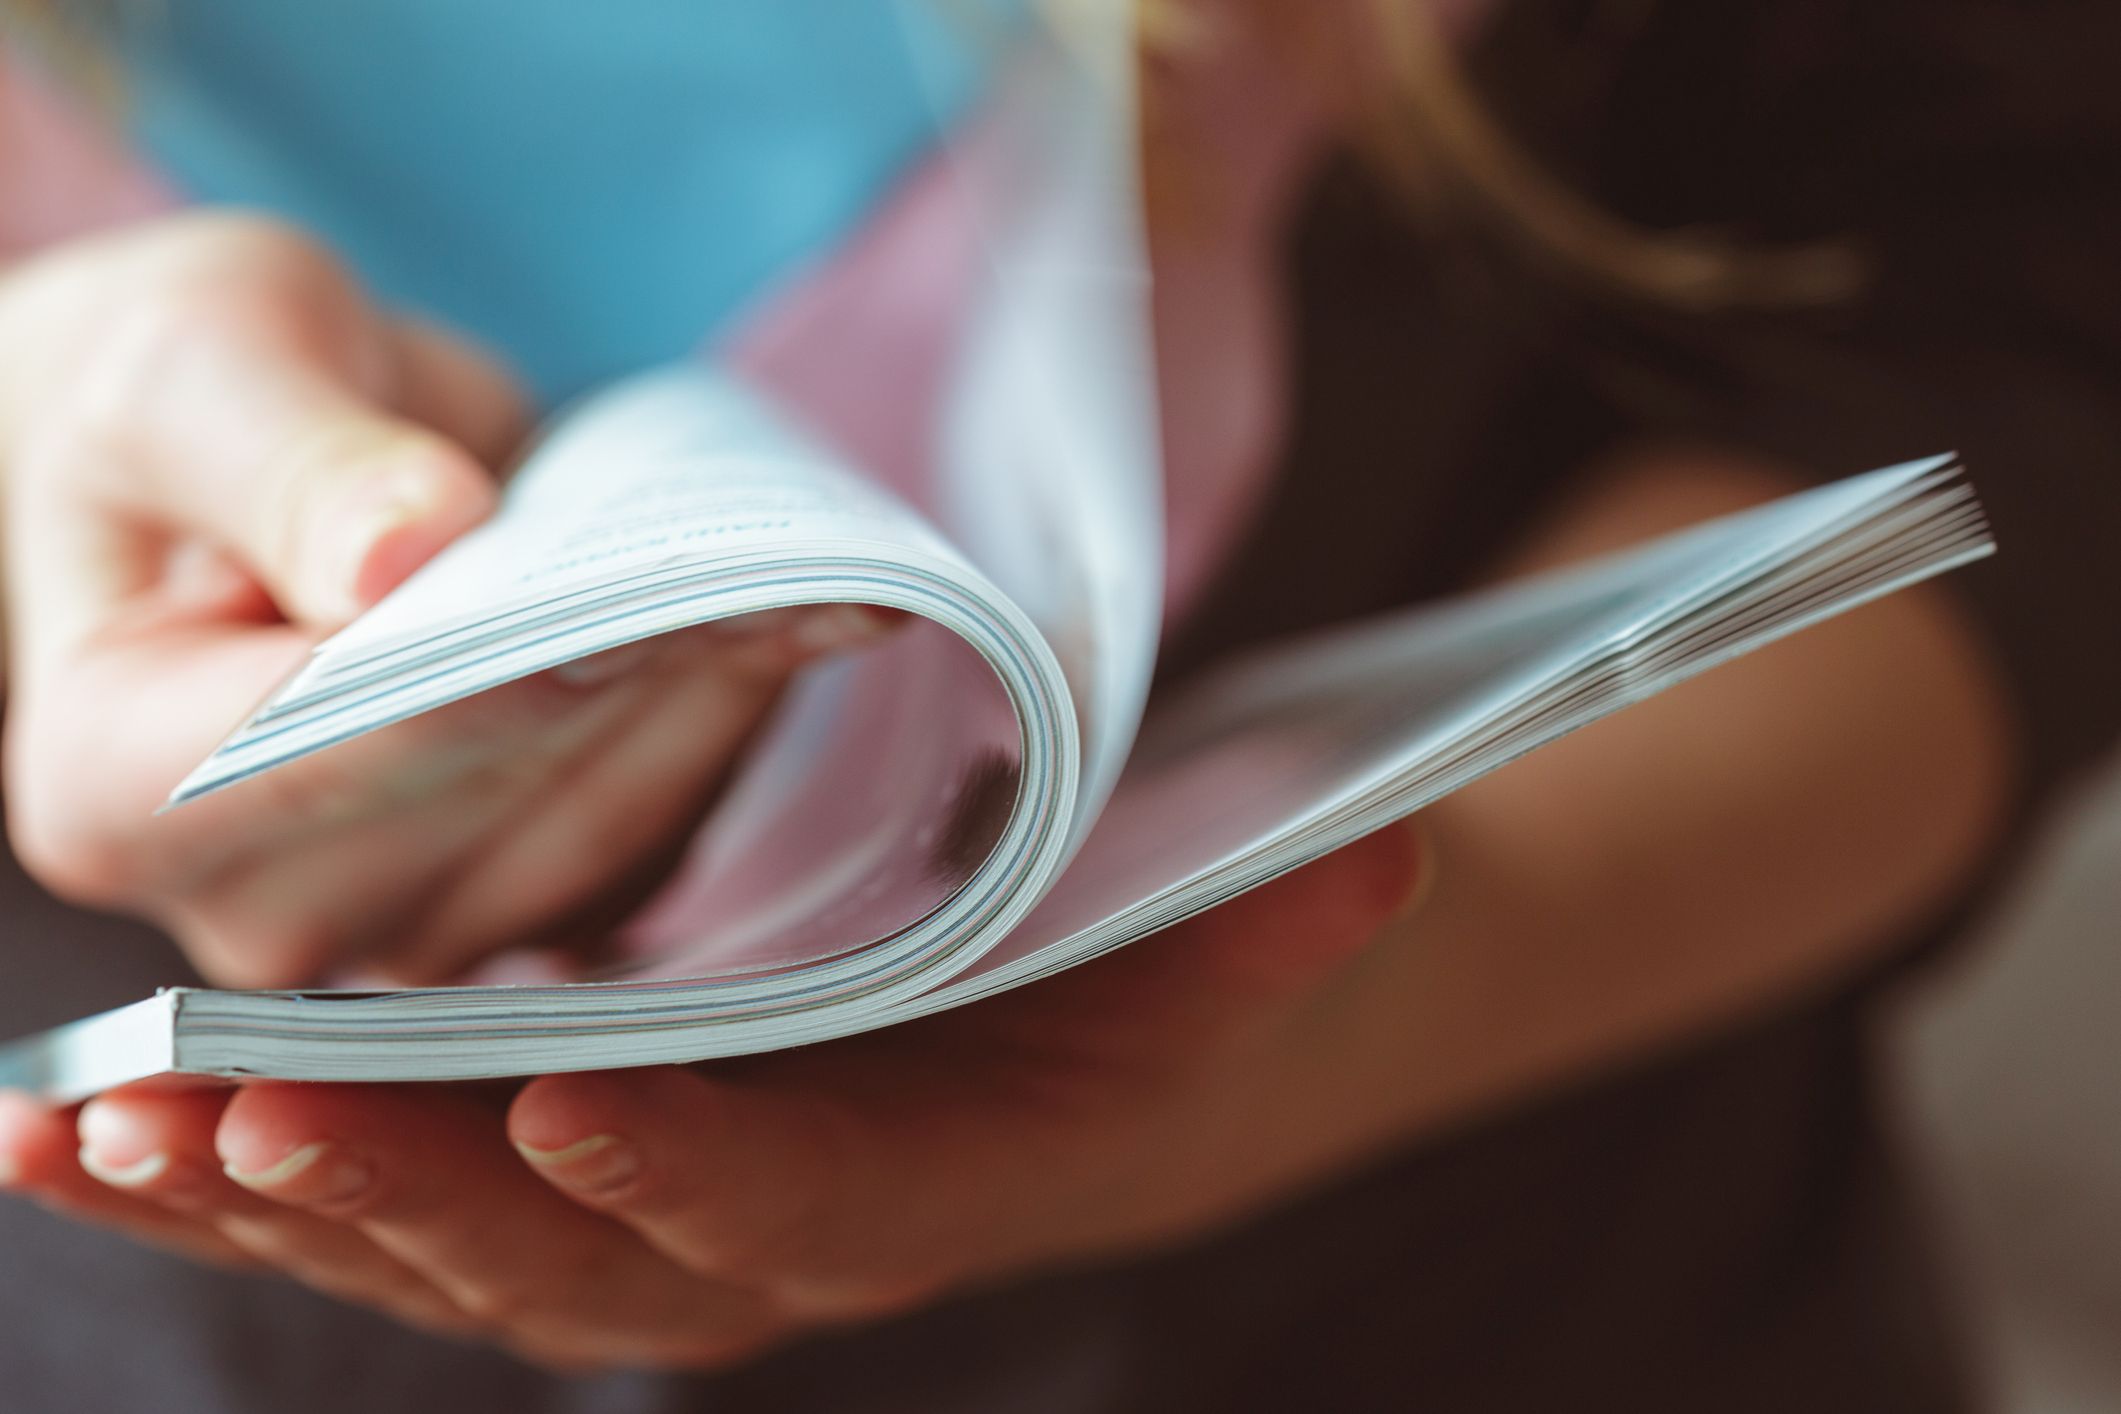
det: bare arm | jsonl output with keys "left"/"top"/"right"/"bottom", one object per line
{"left": 1260, "top": 446, "right": 2014, "bottom": 1174}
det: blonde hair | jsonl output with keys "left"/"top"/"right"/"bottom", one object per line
{"left": 1, "top": 0, "right": 121, "bottom": 107}
{"left": 1140, "top": 0, "right": 1864, "bottom": 311}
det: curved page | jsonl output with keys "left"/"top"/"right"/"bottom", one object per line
{"left": 171, "top": 365, "right": 1082, "bottom": 1010}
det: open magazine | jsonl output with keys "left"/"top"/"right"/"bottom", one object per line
{"left": 0, "top": 8, "right": 1994, "bottom": 1099}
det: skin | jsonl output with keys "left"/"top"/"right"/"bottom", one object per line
{"left": 0, "top": 225, "right": 2014, "bottom": 1370}
{"left": 0, "top": 214, "right": 896, "bottom": 989}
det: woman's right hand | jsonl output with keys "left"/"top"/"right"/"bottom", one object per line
{"left": 0, "top": 213, "right": 885, "bottom": 989}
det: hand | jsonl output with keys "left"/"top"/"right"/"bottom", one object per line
{"left": 0, "top": 825, "right": 1424, "bottom": 1372}
{"left": 0, "top": 213, "right": 887, "bottom": 987}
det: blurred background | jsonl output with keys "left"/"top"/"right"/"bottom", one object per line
{"left": 1895, "top": 748, "right": 2121, "bottom": 1412}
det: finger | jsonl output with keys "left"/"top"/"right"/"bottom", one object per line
{"left": 11, "top": 238, "right": 500, "bottom": 636}
{"left": 881, "top": 821, "right": 1428, "bottom": 1083}
{"left": 370, "top": 608, "right": 904, "bottom": 983}
{"left": 75, "top": 1085, "right": 484, "bottom": 1339}
{"left": 173, "top": 606, "right": 906, "bottom": 988}
{"left": 504, "top": 1072, "right": 928, "bottom": 1314}
{"left": 0, "top": 1089, "right": 257, "bottom": 1270}
{"left": 385, "top": 318, "right": 532, "bottom": 470}
{"left": 117, "top": 329, "right": 498, "bottom": 627}
{"left": 157, "top": 655, "right": 706, "bottom": 987}
{"left": 507, "top": 826, "right": 1427, "bottom": 1299}
{"left": 2, "top": 619, "right": 315, "bottom": 909}
{"left": 157, "top": 612, "right": 858, "bottom": 986}
{"left": 15, "top": 612, "right": 761, "bottom": 967}
{"left": 218, "top": 1083, "right": 783, "bottom": 1365}
{"left": 513, "top": 1068, "right": 1001, "bottom": 1314}
{"left": 1059, "top": 821, "right": 1429, "bottom": 1049}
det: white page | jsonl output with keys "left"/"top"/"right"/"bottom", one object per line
{"left": 912, "top": 0, "right": 1164, "bottom": 841}
{"left": 273, "top": 369, "right": 969, "bottom": 688}
{"left": 0, "top": 462, "right": 1994, "bottom": 1096}
{"left": 167, "top": 5, "right": 1156, "bottom": 993}
{"left": 171, "top": 367, "right": 1085, "bottom": 992}
{"left": 610, "top": 5, "right": 1166, "bottom": 973}
{"left": 914, "top": 459, "right": 1987, "bottom": 1003}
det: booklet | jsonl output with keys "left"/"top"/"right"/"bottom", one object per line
{"left": 0, "top": 377, "right": 1993, "bottom": 1100}
{"left": 0, "top": 10, "right": 1994, "bottom": 1100}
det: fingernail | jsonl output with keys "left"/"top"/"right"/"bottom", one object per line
{"left": 77, "top": 1101, "right": 172, "bottom": 1190}
{"left": 552, "top": 639, "right": 659, "bottom": 688}
{"left": 224, "top": 1141, "right": 372, "bottom": 1205}
{"left": 790, "top": 605, "right": 899, "bottom": 656}
{"left": 334, "top": 466, "right": 444, "bottom": 614}
{"left": 78, "top": 1146, "right": 170, "bottom": 1190}
{"left": 514, "top": 1134, "right": 641, "bottom": 1197}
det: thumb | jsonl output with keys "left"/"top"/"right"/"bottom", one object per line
{"left": 0, "top": 226, "right": 519, "bottom": 634}
{"left": 107, "top": 315, "right": 502, "bottom": 627}
{"left": 502, "top": 825, "right": 1432, "bottom": 1301}
{"left": 1090, "top": 820, "right": 1431, "bottom": 1045}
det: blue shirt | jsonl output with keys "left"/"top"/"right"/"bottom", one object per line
{"left": 114, "top": 1, "right": 1022, "bottom": 403}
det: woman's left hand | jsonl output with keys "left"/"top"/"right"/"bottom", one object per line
{"left": 0, "top": 825, "right": 1422, "bottom": 1373}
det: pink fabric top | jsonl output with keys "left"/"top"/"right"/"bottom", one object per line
{"left": 0, "top": 1, "right": 1493, "bottom": 616}
{"left": 724, "top": 0, "right": 1495, "bottom": 614}
{"left": 0, "top": 61, "right": 174, "bottom": 253}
